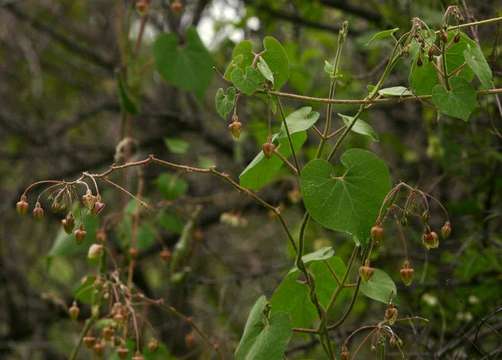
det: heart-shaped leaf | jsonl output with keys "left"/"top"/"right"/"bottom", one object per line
{"left": 463, "top": 43, "right": 492, "bottom": 89}
{"left": 339, "top": 114, "right": 379, "bottom": 141}
{"left": 231, "top": 66, "right": 263, "bottom": 95}
{"left": 432, "top": 77, "right": 477, "bottom": 121}
{"left": 224, "top": 40, "right": 254, "bottom": 80}
{"left": 360, "top": 268, "right": 397, "bottom": 304}
{"left": 300, "top": 149, "right": 391, "bottom": 244}
{"left": 257, "top": 57, "right": 274, "bottom": 84}
{"left": 365, "top": 28, "right": 399, "bottom": 46}
{"left": 215, "top": 87, "right": 237, "bottom": 119}
{"left": 235, "top": 296, "right": 292, "bottom": 360}
{"left": 153, "top": 27, "right": 214, "bottom": 99}
{"left": 262, "top": 36, "right": 289, "bottom": 89}
{"left": 270, "top": 249, "right": 346, "bottom": 328}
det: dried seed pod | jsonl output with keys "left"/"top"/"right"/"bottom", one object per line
{"left": 371, "top": 225, "right": 384, "bottom": 245}
{"left": 93, "top": 340, "right": 105, "bottom": 356}
{"left": 159, "top": 248, "right": 172, "bottom": 262}
{"left": 422, "top": 230, "right": 439, "bottom": 249}
{"left": 96, "top": 229, "right": 107, "bottom": 243}
{"left": 417, "top": 55, "right": 423, "bottom": 67}
{"left": 102, "top": 326, "right": 114, "bottom": 341}
{"left": 16, "top": 195, "right": 29, "bottom": 215}
{"left": 62, "top": 213, "right": 75, "bottom": 234}
{"left": 83, "top": 336, "right": 96, "bottom": 348}
{"left": 359, "top": 260, "right": 374, "bottom": 282}
{"left": 384, "top": 304, "right": 398, "bottom": 325}
{"left": 441, "top": 221, "right": 451, "bottom": 239}
{"left": 170, "top": 0, "right": 183, "bottom": 14}
{"left": 132, "top": 352, "right": 145, "bottom": 360}
{"left": 185, "top": 331, "right": 195, "bottom": 348}
{"left": 148, "top": 338, "right": 159, "bottom": 352}
{"left": 400, "top": 260, "right": 415, "bottom": 286}
{"left": 136, "top": 0, "right": 150, "bottom": 15}
{"left": 88, "top": 244, "right": 104, "bottom": 260}
{"left": 69, "top": 301, "right": 80, "bottom": 321}
{"left": 262, "top": 142, "right": 275, "bottom": 159}
{"left": 454, "top": 33, "right": 461, "bottom": 43}
{"left": 117, "top": 347, "right": 129, "bottom": 359}
{"left": 228, "top": 120, "right": 242, "bottom": 139}
{"left": 92, "top": 199, "right": 106, "bottom": 215}
{"left": 74, "top": 225, "right": 87, "bottom": 244}
{"left": 82, "top": 190, "right": 96, "bottom": 210}
{"left": 340, "top": 345, "right": 350, "bottom": 360}
{"left": 33, "top": 202, "right": 44, "bottom": 220}
{"left": 129, "top": 247, "right": 139, "bottom": 259}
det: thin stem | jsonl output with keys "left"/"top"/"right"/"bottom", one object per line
{"left": 273, "top": 148, "right": 299, "bottom": 175}
{"left": 69, "top": 317, "right": 97, "bottom": 360}
{"left": 276, "top": 98, "right": 301, "bottom": 174}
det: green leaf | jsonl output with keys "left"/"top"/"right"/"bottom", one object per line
{"left": 157, "top": 210, "right": 184, "bottom": 234}
{"left": 270, "top": 252, "right": 346, "bottom": 328}
{"left": 164, "top": 137, "right": 190, "bottom": 154}
{"left": 262, "top": 36, "right": 290, "bottom": 89}
{"left": 235, "top": 296, "right": 292, "bottom": 360}
{"left": 215, "top": 87, "right": 237, "bottom": 119}
{"left": 117, "top": 75, "right": 139, "bottom": 115}
{"left": 339, "top": 113, "right": 379, "bottom": 141}
{"left": 324, "top": 60, "right": 335, "bottom": 77}
{"left": 409, "top": 59, "right": 438, "bottom": 96}
{"left": 224, "top": 40, "right": 254, "bottom": 80}
{"left": 137, "top": 223, "right": 157, "bottom": 250}
{"left": 156, "top": 173, "right": 188, "bottom": 200}
{"left": 231, "top": 66, "right": 263, "bottom": 95}
{"left": 153, "top": 27, "right": 214, "bottom": 99}
{"left": 378, "top": 86, "right": 412, "bottom": 97}
{"left": 366, "top": 28, "right": 399, "bottom": 46}
{"left": 432, "top": 77, "right": 477, "bottom": 121}
{"left": 239, "top": 107, "right": 319, "bottom": 190}
{"left": 300, "top": 149, "right": 391, "bottom": 245}
{"left": 257, "top": 57, "right": 274, "bottom": 84}
{"left": 73, "top": 275, "right": 96, "bottom": 305}
{"left": 463, "top": 43, "right": 493, "bottom": 89}
{"left": 360, "top": 269, "right": 397, "bottom": 304}
{"left": 445, "top": 32, "right": 474, "bottom": 82}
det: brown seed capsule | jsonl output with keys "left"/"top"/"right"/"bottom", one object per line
{"left": 132, "top": 352, "right": 145, "bottom": 360}
{"left": 441, "top": 221, "right": 451, "bottom": 239}
{"left": 88, "top": 244, "right": 104, "bottom": 260}
{"left": 33, "top": 202, "right": 44, "bottom": 220}
{"left": 440, "top": 30, "right": 448, "bottom": 43}
{"left": 170, "top": 0, "right": 183, "bottom": 14}
{"left": 159, "top": 248, "right": 172, "bottom": 262}
{"left": 129, "top": 247, "right": 139, "bottom": 259}
{"left": 62, "top": 213, "right": 75, "bottom": 234}
{"left": 69, "top": 301, "right": 80, "bottom": 321}
{"left": 228, "top": 120, "right": 242, "bottom": 140}
{"left": 371, "top": 225, "right": 384, "bottom": 245}
{"left": 16, "top": 195, "right": 29, "bottom": 215}
{"left": 96, "top": 229, "right": 107, "bottom": 243}
{"left": 102, "top": 326, "right": 114, "bottom": 341}
{"left": 185, "top": 332, "right": 195, "bottom": 348}
{"left": 74, "top": 225, "right": 87, "bottom": 244}
{"left": 93, "top": 340, "right": 105, "bottom": 355}
{"left": 92, "top": 200, "right": 106, "bottom": 215}
{"left": 400, "top": 260, "right": 414, "bottom": 286}
{"left": 454, "top": 33, "right": 461, "bottom": 43}
{"left": 359, "top": 260, "right": 374, "bottom": 282}
{"left": 82, "top": 190, "right": 96, "bottom": 210}
{"left": 417, "top": 55, "right": 423, "bottom": 67}
{"left": 262, "top": 142, "right": 275, "bottom": 159}
{"left": 136, "top": 0, "right": 149, "bottom": 15}
{"left": 117, "top": 347, "right": 129, "bottom": 359}
{"left": 83, "top": 336, "right": 96, "bottom": 348}
{"left": 340, "top": 345, "right": 350, "bottom": 360}
{"left": 422, "top": 230, "right": 439, "bottom": 249}
{"left": 148, "top": 338, "right": 159, "bottom": 352}
{"left": 384, "top": 304, "right": 398, "bottom": 325}
{"left": 114, "top": 312, "right": 125, "bottom": 323}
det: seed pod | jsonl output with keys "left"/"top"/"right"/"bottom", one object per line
{"left": 384, "top": 304, "right": 398, "bottom": 325}
{"left": 92, "top": 200, "right": 106, "bottom": 215}
{"left": 148, "top": 338, "right": 159, "bottom": 352}
{"left": 62, "top": 213, "right": 75, "bottom": 234}
{"left": 400, "top": 260, "right": 415, "bottom": 286}
{"left": 83, "top": 336, "right": 96, "bottom": 348}
{"left": 185, "top": 332, "right": 195, "bottom": 348}
{"left": 454, "top": 33, "right": 461, "bottom": 43}
{"left": 228, "top": 120, "right": 242, "bottom": 140}
{"left": 340, "top": 345, "right": 350, "bottom": 360}
{"left": 132, "top": 352, "right": 145, "bottom": 360}
{"left": 74, "top": 225, "right": 87, "bottom": 244}
{"left": 33, "top": 202, "right": 44, "bottom": 220}
{"left": 16, "top": 195, "right": 29, "bottom": 215}
{"left": 422, "top": 230, "right": 439, "bottom": 249}
{"left": 440, "top": 30, "right": 448, "bottom": 43}
{"left": 136, "top": 0, "right": 149, "bottom": 15}
{"left": 93, "top": 340, "right": 105, "bottom": 356}
{"left": 96, "top": 229, "right": 107, "bottom": 243}
{"left": 129, "top": 247, "right": 139, "bottom": 259}
{"left": 441, "top": 221, "right": 451, "bottom": 239}
{"left": 82, "top": 190, "right": 96, "bottom": 210}
{"left": 69, "top": 301, "right": 80, "bottom": 321}
{"left": 117, "top": 347, "right": 129, "bottom": 359}
{"left": 51, "top": 201, "right": 65, "bottom": 213}
{"left": 102, "top": 326, "right": 114, "bottom": 341}
{"left": 371, "top": 225, "right": 384, "bottom": 245}
{"left": 359, "top": 260, "right": 374, "bottom": 282}
{"left": 262, "top": 142, "right": 275, "bottom": 159}
{"left": 159, "top": 248, "right": 172, "bottom": 262}
{"left": 88, "top": 244, "right": 104, "bottom": 260}
{"left": 170, "top": 0, "right": 183, "bottom": 14}
{"left": 417, "top": 55, "right": 423, "bottom": 67}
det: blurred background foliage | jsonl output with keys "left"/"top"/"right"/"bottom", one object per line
{"left": 0, "top": 0, "right": 501, "bottom": 359}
